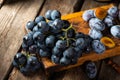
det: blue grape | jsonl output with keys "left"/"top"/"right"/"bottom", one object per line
{"left": 45, "top": 10, "right": 52, "bottom": 20}
{"left": 62, "top": 20, "right": 70, "bottom": 29}
{"left": 51, "top": 10, "right": 61, "bottom": 20}
{"left": 55, "top": 40, "right": 67, "bottom": 50}
{"left": 20, "top": 56, "right": 41, "bottom": 76}
{"left": 75, "top": 38, "right": 86, "bottom": 49}
{"left": 29, "top": 44, "right": 38, "bottom": 53}
{"left": 67, "top": 28, "right": 75, "bottom": 38}
{"left": 26, "top": 21, "right": 35, "bottom": 31}
{"left": 32, "top": 25, "right": 39, "bottom": 32}
{"left": 45, "top": 35, "right": 56, "bottom": 48}
{"left": 52, "top": 47, "right": 62, "bottom": 57}
{"left": 23, "top": 32, "right": 34, "bottom": 46}
{"left": 51, "top": 55, "right": 60, "bottom": 64}
{"left": 13, "top": 53, "right": 27, "bottom": 69}
{"left": 38, "top": 21, "right": 50, "bottom": 33}
{"left": 60, "top": 57, "right": 71, "bottom": 65}
{"left": 33, "top": 31, "right": 45, "bottom": 42}
{"left": 35, "top": 16, "right": 46, "bottom": 24}
{"left": 63, "top": 47, "right": 76, "bottom": 59}
{"left": 39, "top": 49, "right": 51, "bottom": 57}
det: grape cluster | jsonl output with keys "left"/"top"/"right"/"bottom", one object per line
{"left": 13, "top": 53, "right": 41, "bottom": 76}
{"left": 23, "top": 10, "right": 94, "bottom": 66}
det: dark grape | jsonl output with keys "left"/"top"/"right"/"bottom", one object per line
{"left": 39, "top": 49, "right": 51, "bottom": 57}
{"left": 45, "top": 10, "right": 52, "bottom": 20}
{"left": 35, "top": 16, "right": 46, "bottom": 24}
{"left": 52, "top": 47, "right": 62, "bottom": 57}
{"left": 29, "top": 44, "right": 38, "bottom": 53}
{"left": 26, "top": 21, "right": 35, "bottom": 31}
{"left": 45, "top": 35, "right": 56, "bottom": 48}
{"left": 60, "top": 57, "right": 71, "bottom": 65}
{"left": 55, "top": 40, "right": 67, "bottom": 50}
{"left": 67, "top": 28, "right": 75, "bottom": 38}
{"left": 13, "top": 53, "right": 27, "bottom": 69}
{"left": 63, "top": 47, "right": 76, "bottom": 59}
{"left": 33, "top": 31, "right": 45, "bottom": 42}
{"left": 51, "top": 10, "right": 61, "bottom": 20}
{"left": 51, "top": 55, "right": 60, "bottom": 64}
{"left": 38, "top": 21, "right": 50, "bottom": 33}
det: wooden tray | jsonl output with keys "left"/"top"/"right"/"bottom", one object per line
{"left": 25, "top": 4, "right": 120, "bottom": 74}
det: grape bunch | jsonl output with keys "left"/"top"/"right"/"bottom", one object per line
{"left": 13, "top": 53, "right": 41, "bottom": 76}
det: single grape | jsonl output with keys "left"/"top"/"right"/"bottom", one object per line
{"left": 38, "top": 21, "right": 50, "bottom": 33}
{"left": 23, "top": 32, "right": 34, "bottom": 46}
{"left": 13, "top": 53, "right": 27, "bottom": 69}
{"left": 29, "top": 44, "right": 38, "bottom": 53}
{"left": 55, "top": 40, "right": 67, "bottom": 50}
{"left": 33, "top": 31, "right": 45, "bottom": 42}
{"left": 51, "top": 10, "right": 61, "bottom": 20}
{"left": 35, "top": 16, "right": 46, "bottom": 24}
{"left": 63, "top": 47, "right": 76, "bottom": 59}
{"left": 51, "top": 55, "right": 60, "bottom": 64}
{"left": 67, "top": 28, "right": 75, "bottom": 38}
{"left": 39, "top": 49, "right": 51, "bottom": 57}
{"left": 45, "top": 35, "right": 56, "bottom": 48}
{"left": 26, "top": 21, "right": 35, "bottom": 31}
{"left": 60, "top": 57, "right": 71, "bottom": 65}
{"left": 45, "top": 10, "right": 52, "bottom": 20}
{"left": 52, "top": 47, "right": 62, "bottom": 57}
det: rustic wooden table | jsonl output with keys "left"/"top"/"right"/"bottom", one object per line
{"left": 0, "top": 0, "right": 120, "bottom": 80}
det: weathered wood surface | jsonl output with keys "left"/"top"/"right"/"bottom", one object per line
{"left": 0, "top": 0, "right": 119, "bottom": 80}
{"left": 0, "top": 0, "right": 44, "bottom": 80}
{"left": 98, "top": 61, "right": 120, "bottom": 80}
{"left": 8, "top": 0, "right": 82, "bottom": 80}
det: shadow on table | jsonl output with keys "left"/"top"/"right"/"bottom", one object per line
{"left": 5, "top": 0, "right": 32, "bottom": 4}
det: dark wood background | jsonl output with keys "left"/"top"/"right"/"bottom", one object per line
{"left": 0, "top": 0, "right": 120, "bottom": 80}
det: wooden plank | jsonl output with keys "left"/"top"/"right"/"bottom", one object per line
{"left": 98, "top": 61, "right": 120, "bottom": 80}
{"left": 40, "top": 0, "right": 81, "bottom": 16}
{"left": 9, "top": 0, "right": 81, "bottom": 80}
{"left": 0, "top": 0, "right": 44, "bottom": 80}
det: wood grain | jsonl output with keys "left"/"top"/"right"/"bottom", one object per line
{"left": 98, "top": 61, "right": 120, "bottom": 80}
{"left": 40, "top": 0, "right": 81, "bottom": 16}
{"left": 0, "top": 0, "right": 44, "bottom": 80}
